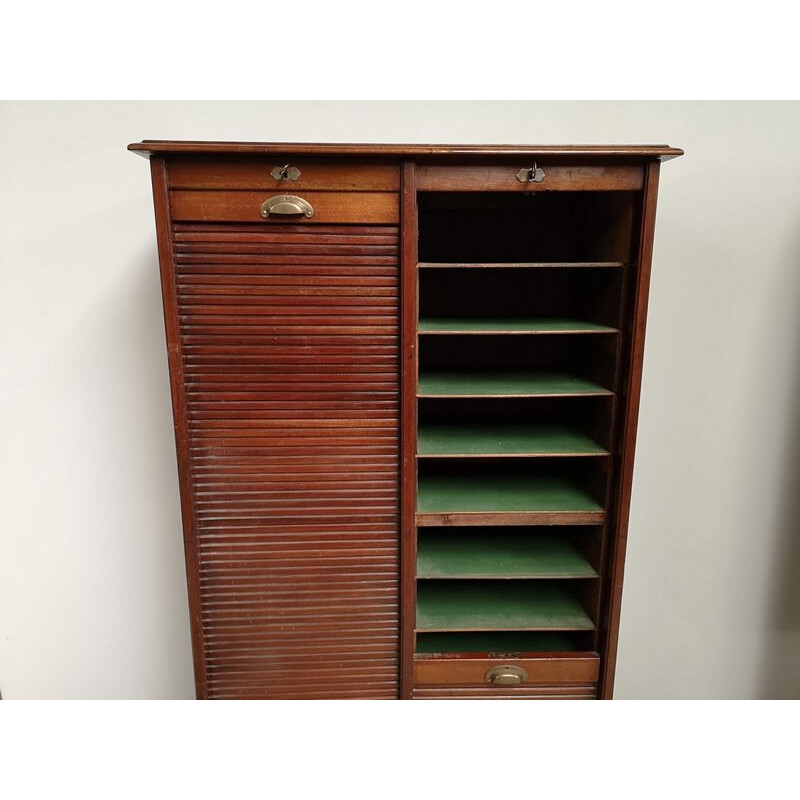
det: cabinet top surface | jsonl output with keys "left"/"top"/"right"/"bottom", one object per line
{"left": 128, "top": 140, "right": 683, "bottom": 160}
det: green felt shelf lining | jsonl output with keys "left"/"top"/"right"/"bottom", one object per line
{"left": 417, "top": 422, "right": 607, "bottom": 457}
{"left": 417, "top": 370, "right": 611, "bottom": 397}
{"left": 417, "top": 530, "right": 598, "bottom": 578}
{"left": 416, "top": 581, "right": 596, "bottom": 631}
{"left": 417, "top": 473, "right": 602, "bottom": 514}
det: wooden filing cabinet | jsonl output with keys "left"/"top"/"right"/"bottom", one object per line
{"left": 130, "top": 141, "right": 682, "bottom": 699}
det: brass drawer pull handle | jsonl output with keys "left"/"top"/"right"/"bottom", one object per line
{"left": 260, "top": 195, "right": 314, "bottom": 219}
{"left": 485, "top": 665, "right": 528, "bottom": 685}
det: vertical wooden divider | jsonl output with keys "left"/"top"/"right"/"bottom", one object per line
{"left": 400, "top": 162, "right": 418, "bottom": 699}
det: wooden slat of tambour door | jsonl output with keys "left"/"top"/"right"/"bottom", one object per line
{"left": 173, "top": 221, "right": 400, "bottom": 699}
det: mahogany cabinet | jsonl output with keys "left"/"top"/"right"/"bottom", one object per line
{"left": 130, "top": 141, "right": 682, "bottom": 699}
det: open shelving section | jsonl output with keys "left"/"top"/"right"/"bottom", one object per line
{"left": 417, "top": 421, "right": 608, "bottom": 458}
{"left": 411, "top": 190, "right": 636, "bottom": 681}
{"left": 416, "top": 470, "right": 605, "bottom": 525}
{"left": 416, "top": 581, "right": 596, "bottom": 631}
{"left": 417, "top": 529, "right": 598, "bottom": 579}
{"left": 418, "top": 369, "right": 611, "bottom": 398}
{"left": 415, "top": 631, "right": 589, "bottom": 654}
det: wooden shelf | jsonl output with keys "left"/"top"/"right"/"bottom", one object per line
{"left": 418, "top": 262, "right": 625, "bottom": 269}
{"left": 417, "top": 530, "right": 598, "bottom": 579}
{"left": 418, "top": 317, "right": 618, "bottom": 335}
{"left": 417, "top": 473, "right": 603, "bottom": 527}
{"left": 415, "top": 631, "right": 584, "bottom": 654}
{"left": 416, "top": 581, "right": 596, "bottom": 631}
{"left": 417, "top": 422, "right": 607, "bottom": 458}
{"left": 418, "top": 369, "right": 612, "bottom": 398}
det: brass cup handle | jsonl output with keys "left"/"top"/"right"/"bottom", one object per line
{"left": 484, "top": 665, "right": 528, "bottom": 686}
{"left": 260, "top": 195, "right": 314, "bottom": 219}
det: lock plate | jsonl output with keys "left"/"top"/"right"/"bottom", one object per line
{"left": 271, "top": 165, "right": 302, "bottom": 181}
{"left": 516, "top": 166, "right": 545, "bottom": 183}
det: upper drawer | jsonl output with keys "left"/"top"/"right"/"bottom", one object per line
{"left": 168, "top": 158, "right": 400, "bottom": 192}
{"left": 416, "top": 163, "right": 643, "bottom": 192}
{"left": 170, "top": 190, "right": 399, "bottom": 224}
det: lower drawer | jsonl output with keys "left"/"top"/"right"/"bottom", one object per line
{"left": 414, "top": 653, "right": 599, "bottom": 687}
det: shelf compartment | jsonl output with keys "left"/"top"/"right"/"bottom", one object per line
{"left": 417, "top": 421, "right": 607, "bottom": 458}
{"left": 415, "top": 631, "right": 588, "bottom": 654}
{"left": 418, "top": 396, "right": 615, "bottom": 455}
{"left": 416, "top": 471, "right": 604, "bottom": 526}
{"left": 418, "top": 317, "right": 618, "bottom": 334}
{"left": 417, "top": 530, "right": 598, "bottom": 579}
{"left": 418, "top": 264, "right": 623, "bottom": 332}
{"left": 417, "top": 191, "right": 635, "bottom": 264}
{"left": 416, "top": 581, "right": 596, "bottom": 631}
{"left": 418, "top": 369, "right": 611, "bottom": 398}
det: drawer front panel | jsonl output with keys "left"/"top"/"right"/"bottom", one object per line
{"left": 414, "top": 654, "right": 600, "bottom": 687}
{"left": 170, "top": 190, "right": 399, "bottom": 224}
{"left": 169, "top": 158, "right": 400, "bottom": 191}
{"left": 172, "top": 221, "right": 400, "bottom": 699}
{"left": 416, "top": 164, "right": 643, "bottom": 192}
{"left": 413, "top": 684, "right": 597, "bottom": 700}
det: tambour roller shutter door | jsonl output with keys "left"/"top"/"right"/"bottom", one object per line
{"left": 170, "top": 222, "right": 400, "bottom": 699}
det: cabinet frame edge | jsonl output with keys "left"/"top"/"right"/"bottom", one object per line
{"left": 150, "top": 157, "right": 208, "bottom": 699}
{"left": 599, "top": 160, "right": 662, "bottom": 699}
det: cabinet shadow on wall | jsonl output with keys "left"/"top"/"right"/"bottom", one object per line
{"left": 758, "top": 231, "right": 800, "bottom": 700}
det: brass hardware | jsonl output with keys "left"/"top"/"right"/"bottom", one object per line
{"left": 516, "top": 163, "right": 545, "bottom": 183}
{"left": 260, "top": 195, "right": 314, "bottom": 219}
{"left": 271, "top": 164, "right": 301, "bottom": 181}
{"left": 484, "top": 665, "right": 528, "bottom": 685}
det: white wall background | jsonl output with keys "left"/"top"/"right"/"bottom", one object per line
{"left": 1, "top": 101, "right": 799, "bottom": 699}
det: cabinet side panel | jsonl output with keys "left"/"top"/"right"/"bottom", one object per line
{"left": 150, "top": 158, "right": 208, "bottom": 697}
{"left": 600, "top": 161, "right": 661, "bottom": 698}
{"left": 170, "top": 217, "right": 401, "bottom": 699}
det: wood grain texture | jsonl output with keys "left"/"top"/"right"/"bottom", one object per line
{"left": 417, "top": 511, "right": 606, "bottom": 527}
{"left": 174, "top": 219, "right": 401, "bottom": 699}
{"left": 150, "top": 158, "right": 209, "bottom": 698}
{"left": 169, "top": 158, "right": 399, "bottom": 191}
{"left": 129, "top": 141, "right": 683, "bottom": 160}
{"left": 598, "top": 162, "right": 662, "bottom": 700}
{"left": 170, "top": 191, "right": 399, "bottom": 224}
{"left": 412, "top": 684, "right": 597, "bottom": 699}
